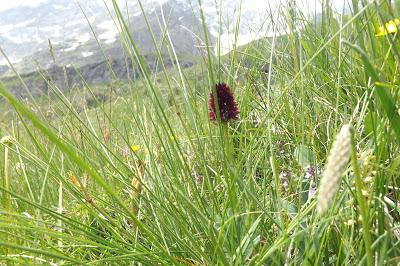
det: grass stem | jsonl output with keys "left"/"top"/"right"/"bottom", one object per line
{"left": 350, "top": 127, "right": 373, "bottom": 266}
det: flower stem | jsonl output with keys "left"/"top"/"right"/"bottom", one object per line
{"left": 223, "top": 123, "right": 232, "bottom": 162}
{"left": 350, "top": 127, "right": 373, "bottom": 266}
{"left": 3, "top": 145, "right": 10, "bottom": 211}
{"left": 2, "top": 144, "right": 11, "bottom": 257}
{"left": 223, "top": 123, "right": 236, "bottom": 209}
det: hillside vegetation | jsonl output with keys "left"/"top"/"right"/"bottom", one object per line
{"left": 1, "top": 0, "right": 400, "bottom": 265}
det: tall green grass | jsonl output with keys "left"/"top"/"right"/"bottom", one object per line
{"left": 1, "top": 0, "right": 400, "bottom": 264}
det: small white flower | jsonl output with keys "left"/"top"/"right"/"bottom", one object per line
{"left": 364, "top": 176, "right": 374, "bottom": 183}
{"left": 317, "top": 124, "right": 352, "bottom": 215}
{"left": 308, "top": 183, "right": 317, "bottom": 200}
{"left": 282, "top": 180, "right": 289, "bottom": 190}
{"left": 361, "top": 189, "right": 370, "bottom": 197}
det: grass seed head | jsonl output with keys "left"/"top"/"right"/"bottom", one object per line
{"left": 317, "top": 124, "right": 352, "bottom": 215}
{"left": 1, "top": 136, "right": 14, "bottom": 146}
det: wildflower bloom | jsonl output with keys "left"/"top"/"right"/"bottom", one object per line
{"left": 308, "top": 182, "right": 317, "bottom": 200}
{"left": 131, "top": 145, "right": 141, "bottom": 152}
{"left": 121, "top": 146, "right": 130, "bottom": 157}
{"left": 376, "top": 18, "right": 400, "bottom": 36}
{"left": 279, "top": 170, "right": 291, "bottom": 191}
{"left": 317, "top": 124, "right": 352, "bottom": 215}
{"left": 364, "top": 176, "right": 374, "bottom": 183}
{"left": 209, "top": 83, "right": 239, "bottom": 123}
{"left": 305, "top": 165, "right": 321, "bottom": 179}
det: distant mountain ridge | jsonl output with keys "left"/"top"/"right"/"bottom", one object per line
{"left": 0, "top": 0, "right": 298, "bottom": 95}
{"left": 1, "top": 53, "right": 195, "bottom": 98}
{"left": 0, "top": 0, "right": 203, "bottom": 95}
{"left": 0, "top": 0, "right": 280, "bottom": 72}
{"left": 0, "top": 0, "right": 208, "bottom": 74}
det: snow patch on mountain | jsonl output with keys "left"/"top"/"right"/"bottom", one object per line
{"left": 82, "top": 51, "right": 94, "bottom": 57}
{"left": 62, "top": 42, "right": 79, "bottom": 52}
{"left": 76, "top": 33, "right": 91, "bottom": 44}
{"left": 97, "top": 20, "right": 119, "bottom": 43}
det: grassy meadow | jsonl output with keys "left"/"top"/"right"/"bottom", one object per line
{"left": 1, "top": 0, "right": 400, "bottom": 264}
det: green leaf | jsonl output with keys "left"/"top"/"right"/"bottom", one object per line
{"left": 364, "top": 110, "right": 377, "bottom": 136}
{"left": 294, "top": 144, "right": 315, "bottom": 168}
{"left": 233, "top": 215, "right": 262, "bottom": 264}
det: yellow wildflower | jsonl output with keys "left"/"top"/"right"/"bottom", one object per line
{"left": 131, "top": 145, "right": 141, "bottom": 152}
{"left": 376, "top": 19, "right": 400, "bottom": 36}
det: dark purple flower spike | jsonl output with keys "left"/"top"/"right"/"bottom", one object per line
{"left": 209, "top": 82, "right": 239, "bottom": 123}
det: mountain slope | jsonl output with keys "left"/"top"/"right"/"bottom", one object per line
{"left": 0, "top": 0, "right": 282, "bottom": 71}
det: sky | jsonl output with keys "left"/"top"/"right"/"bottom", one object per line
{"left": 0, "top": 0, "right": 169, "bottom": 12}
{"left": 0, "top": 0, "right": 50, "bottom": 11}
{"left": 0, "top": 0, "right": 347, "bottom": 12}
